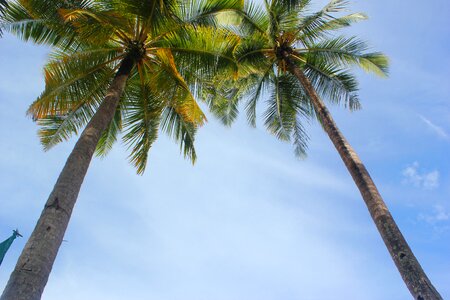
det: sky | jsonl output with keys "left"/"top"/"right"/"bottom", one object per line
{"left": 0, "top": 0, "right": 449, "bottom": 299}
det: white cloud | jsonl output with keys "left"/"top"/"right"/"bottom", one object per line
{"left": 402, "top": 162, "right": 439, "bottom": 190}
{"left": 419, "top": 115, "right": 450, "bottom": 141}
{"left": 419, "top": 205, "right": 450, "bottom": 224}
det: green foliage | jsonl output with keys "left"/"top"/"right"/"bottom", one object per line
{"left": 0, "top": 0, "right": 7, "bottom": 35}
{"left": 0, "top": 0, "right": 8, "bottom": 16}
{"left": 207, "top": 0, "right": 389, "bottom": 157}
{"left": 0, "top": 0, "right": 88, "bottom": 46}
{"left": 3, "top": 0, "right": 241, "bottom": 174}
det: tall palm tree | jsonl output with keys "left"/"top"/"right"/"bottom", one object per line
{"left": 206, "top": 0, "right": 442, "bottom": 299}
{"left": 0, "top": 0, "right": 240, "bottom": 299}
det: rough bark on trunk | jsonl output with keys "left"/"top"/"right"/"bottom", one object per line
{"left": 284, "top": 55, "right": 442, "bottom": 300}
{"left": 1, "top": 57, "right": 134, "bottom": 300}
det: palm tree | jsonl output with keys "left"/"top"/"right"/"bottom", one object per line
{"left": 205, "top": 0, "right": 443, "bottom": 299}
{"left": 0, "top": 0, "right": 240, "bottom": 299}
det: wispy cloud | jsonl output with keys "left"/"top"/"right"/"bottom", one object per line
{"left": 418, "top": 205, "right": 450, "bottom": 224}
{"left": 419, "top": 115, "right": 450, "bottom": 141}
{"left": 402, "top": 162, "right": 439, "bottom": 190}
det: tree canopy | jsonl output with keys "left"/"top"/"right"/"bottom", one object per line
{"left": 1, "top": 0, "right": 243, "bottom": 173}
{"left": 206, "top": 0, "right": 388, "bottom": 156}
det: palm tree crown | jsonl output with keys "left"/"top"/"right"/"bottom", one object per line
{"left": 207, "top": 0, "right": 387, "bottom": 155}
{"left": 3, "top": 0, "right": 241, "bottom": 173}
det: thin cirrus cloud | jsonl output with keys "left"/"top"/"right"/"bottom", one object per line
{"left": 419, "top": 115, "right": 450, "bottom": 141}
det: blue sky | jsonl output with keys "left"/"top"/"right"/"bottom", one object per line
{"left": 1, "top": 0, "right": 449, "bottom": 299}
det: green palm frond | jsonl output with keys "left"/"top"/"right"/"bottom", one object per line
{"left": 180, "top": 0, "right": 244, "bottom": 26}
{"left": 108, "top": 0, "right": 177, "bottom": 23}
{"left": 0, "top": 0, "right": 7, "bottom": 35}
{"left": 313, "top": 13, "right": 367, "bottom": 34}
{"left": 260, "top": 72, "right": 310, "bottom": 156}
{"left": 0, "top": 0, "right": 88, "bottom": 47}
{"left": 302, "top": 56, "right": 360, "bottom": 109}
{"left": 299, "top": 36, "right": 389, "bottom": 76}
{"left": 0, "top": 0, "right": 7, "bottom": 12}
{"left": 0, "top": 0, "right": 7, "bottom": 18}
{"left": 244, "top": 67, "right": 273, "bottom": 127}
{"left": 36, "top": 102, "right": 96, "bottom": 150}
{"left": 264, "top": 75, "right": 291, "bottom": 141}
{"left": 96, "top": 105, "right": 122, "bottom": 157}
{"left": 263, "top": 73, "right": 310, "bottom": 142}
{"left": 122, "top": 82, "right": 163, "bottom": 174}
{"left": 204, "top": 79, "right": 241, "bottom": 126}
{"left": 292, "top": 115, "right": 308, "bottom": 157}
{"left": 159, "top": 25, "right": 240, "bottom": 82}
{"left": 160, "top": 106, "right": 198, "bottom": 164}
{"left": 297, "top": 0, "right": 355, "bottom": 42}
{"left": 218, "top": 0, "right": 268, "bottom": 35}
{"left": 28, "top": 46, "right": 121, "bottom": 119}
{"left": 235, "top": 31, "right": 273, "bottom": 67}
{"left": 57, "top": 7, "right": 134, "bottom": 45}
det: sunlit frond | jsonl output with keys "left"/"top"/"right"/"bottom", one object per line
{"left": 158, "top": 25, "right": 240, "bottom": 82}
{"left": 297, "top": 0, "right": 355, "bottom": 42}
{"left": 36, "top": 102, "right": 96, "bottom": 150}
{"left": 300, "top": 36, "right": 389, "bottom": 76}
{"left": 180, "top": 0, "right": 244, "bottom": 26}
{"left": 58, "top": 7, "right": 132, "bottom": 45}
{"left": 28, "top": 46, "right": 122, "bottom": 119}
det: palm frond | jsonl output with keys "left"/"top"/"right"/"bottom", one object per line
{"left": 58, "top": 7, "right": 133, "bottom": 45}
{"left": 179, "top": 0, "right": 244, "bottom": 27}
{"left": 244, "top": 66, "right": 273, "bottom": 127}
{"left": 292, "top": 115, "right": 308, "bottom": 157}
{"left": 296, "top": 0, "right": 354, "bottom": 42}
{"left": 234, "top": 32, "right": 273, "bottom": 74}
{"left": 300, "top": 54, "right": 360, "bottom": 109}
{"left": 0, "top": 0, "right": 7, "bottom": 12}
{"left": 122, "top": 82, "right": 163, "bottom": 174}
{"left": 204, "top": 79, "right": 241, "bottom": 126}
{"left": 1, "top": 2, "right": 69, "bottom": 46}
{"left": 28, "top": 45, "right": 122, "bottom": 119}
{"left": 36, "top": 102, "right": 96, "bottom": 150}
{"left": 151, "top": 48, "right": 206, "bottom": 125}
{"left": 263, "top": 74, "right": 302, "bottom": 140}
{"left": 160, "top": 106, "right": 198, "bottom": 164}
{"left": 300, "top": 36, "right": 389, "bottom": 76}
{"left": 158, "top": 26, "right": 240, "bottom": 82}
{"left": 95, "top": 105, "right": 122, "bottom": 156}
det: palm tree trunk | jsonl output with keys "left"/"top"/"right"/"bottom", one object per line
{"left": 1, "top": 57, "right": 134, "bottom": 300}
{"left": 284, "top": 55, "right": 442, "bottom": 300}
